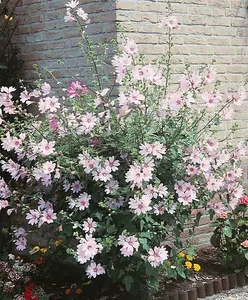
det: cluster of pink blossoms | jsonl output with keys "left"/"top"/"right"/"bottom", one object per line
{"left": 86, "top": 261, "right": 105, "bottom": 279}
{"left": 64, "top": 1, "right": 89, "bottom": 23}
{"left": 175, "top": 181, "right": 197, "bottom": 206}
{"left": 118, "top": 234, "right": 140, "bottom": 257}
{"left": 147, "top": 246, "right": 169, "bottom": 268}
{"left": 77, "top": 234, "right": 102, "bottom": 264}
{"left": 26, "top": 200, "right": 57, "bottom": 230}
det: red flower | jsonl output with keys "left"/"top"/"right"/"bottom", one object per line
{"left": 239, "top": 195, "right": 248, "bottom": 206}
{"left": 24, "top": 283, "right": 34, "bottom": 300}
{"left": 34, "top": 257, "right": 43, "bottom": 265}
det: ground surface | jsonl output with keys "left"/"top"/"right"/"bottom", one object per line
{"left": 205, "top": 285, "right": 248, "bottom": 300}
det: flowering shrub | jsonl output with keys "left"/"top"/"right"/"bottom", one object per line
{"left": 0, "top": 0, "right": 247, "bottom": 298}
{"left": 210, "top": 195, "right": 248, "bottom": 276}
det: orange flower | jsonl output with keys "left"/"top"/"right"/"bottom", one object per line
{"left": 75, "top": 288, "right": 82, "bottom": 294}
{"left": 65, "top": 289, "right": 71, "bottom": 295}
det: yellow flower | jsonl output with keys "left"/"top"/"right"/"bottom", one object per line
{"left": 40, "top": 248, "right": 48, "bottom": 253}
{"left": 55, "top": 239, "right": 62, "bottom": 246}
{"left": 4, "top": 15, "right": 13, "bottom": 21}
{"left": 193, "top": 263, "right": 201, "bottom": 272}
{"left": 33, "top": 246, "right": 40, "bottom": 253}
{"left": 16, "top": 256, "right": 21, "bottom": 260}
{"left": 178, "top": 252, "right": 185, "bottom": 258}
{"left": 185, "top": 261, "right": 192, "bottom": 269}
{"left": 186, "top": 255, "right": 193, "bottom": 261}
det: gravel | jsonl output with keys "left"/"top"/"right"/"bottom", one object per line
{"left": 205, "top": 285, "right": 248, "bottom": 300}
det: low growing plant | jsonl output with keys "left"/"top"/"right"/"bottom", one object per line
{"left": 210, "top": 195, "right": 248, "bottom": 275}
{"left": 0, "top": 0, "right": 247, "bottom": 298}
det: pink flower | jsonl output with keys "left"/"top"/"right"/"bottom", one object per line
{"left": 206, "top": 175, "right": 224, "bottom": 192}
{"left": 92, "top": 166, "right": 112, "bottom": 182}
{"left": 65, "top": 0, "right": 79, "bottom": 9}
{"left": 78, "top": 113, "right": 98, "bottom": 134}
{"left": 147, "top": 246, "right": 168, "bottom": 267}
{"left": 104, "top": 157, "right": 120, "bottom": 172}
{"left": 77, "top": 8, "right": 88, "bottom": 20}
{"left": 118, "top": 234, "right": 139, "bottom": 257}
{"left": 160, "top": 16, "right": 179, "bottom": 29}
{"left": 139, "top": 142, "right": 166, "bottom": 159}
{"left": 75, "top": 192, "right": 91, "bottom": 210}
{"left": 26, "top": 209, "right": 41, "bottom": 226}
{"left": 86, "top": 261, "right": 105, "bottom": 278}
{"left": 128, "top": 90, "right": 145, "bottom": 105}
{"left": 123, "top": 39, "right": 139, "bottom": 56}
{"left": 0, "top": 200, "right": 9, "bottom": 211}
{"left": 239, "top": 195, "right": 248, "bottom": 206}
{"left": 203, "top": 66, "right": 217, "bottom": 84}
{"left": 41, "top": 208, "right": 57, "bottom": 224}
{"left": 241, "top": 240, "right": 248, "bottom": 248}
{"left": 129, "top": 194, "right": 152, "bottom": 215}
{"left": 175, "top": 181, "right": 197, "bottom": 205}
{"left": 42, "top": 161, "right": 56, "bottom": 174}
{"left": 41, "top": 82, "right": 51, "bottom": 95}
{"left": 14, "top": 227, "right": 26, "bottom": 238}
{"left": 77, "top": 234, "right": 102, "bottom": 263}
{"left": 202, "top": 92, "right": 219, "bottom": 108}
{"left": 67, "top": 81, "right": 88, "bottom": 98}
{"left": 83, "top": 218, "right": 97, "bottom": 234}
{"left": 38, "top": 139, "right": 55, "bottom": 156}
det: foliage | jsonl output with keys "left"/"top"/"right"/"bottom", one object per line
{"left": 0, "top": 1, "right": 247, "bottom": 299}
{"left": 210, "top": 195, "right": 248, "bottom": 275}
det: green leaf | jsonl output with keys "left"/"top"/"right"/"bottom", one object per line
{"left": 123, "top": 275, "right": 134, "bottom": 291}
{"left": 245, "top": 252, "right": 248, "bottom": 260}
{"left": 177, "top": 265, "right": 186, "bottom": 279}
{"left": 63, "top": 224, "right": 73, "bottom": 236}
{"left": 223, "top": 226, "right": 232, "bottom": 238}
{"left": 139, "top": 238, "right": 149, "bottom": 251}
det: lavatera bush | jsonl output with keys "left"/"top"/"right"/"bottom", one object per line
{"left": 0, "top": 1, "right": 247, "bottom": 298}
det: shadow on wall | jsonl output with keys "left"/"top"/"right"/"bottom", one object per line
{"left": 12, "top": 0, "right": 118, "bottom": 92}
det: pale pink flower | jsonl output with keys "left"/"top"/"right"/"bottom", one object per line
{"left": 92, "top": 166, "right": 112, "bottom": 182}
{"left": 77, "top": 8, "right": 88, "bottom": 20}
{"left": 175, "top": 181, "right": 197, "bottom": 205}
{"left": 207, "top": 202, "right": 226, "bottom": 214}
{"left": 75, "top": 192, "right": 91, "bottom": 210}
{"left": 41, "top": 82, "right": 51, "bottom": 95}
{"left": 118, "top": 234, "right": 139, "bottom": 257}
{"left": 160, "top": 16, "right": 179, "bottom": 29}
{"left": 202, "top": 92, "right": 219, "bottom": 108}
{"left": 139, "top": 142, "right": 166, "bottom": 159}
{"left": 83, "top": 218, "right": 97, "bottom": 234}
{"left": 45, "top": 96, "right": 60, "bottom": 113}
{"left": 2, "top": 159, "right": 21, "bottom": 180}
{"left": 153, "top": 205, "right": 165, "bottom": 215}
{"left": 123, "top": 39, "right": 139, "bottom": 56}
{"left": 206, "top": 139, "right": 219, "bottom": 152}
{"left": 77, "top": 234, "right": 102, "bottom": 264}
{"left": 147, "top": 246, "right": 168, "bottom": 267}
{"left": 128, "top": 90, "right": 145, "bottom": 105}
{"left": 132, "top": 65, "right": 146, "bottom": 82}
{"left": 167, "top": 92, "right": 184, "bottom": 111}
{"left": 125, "top": 164, "right": 144, "bottom": 187}
{"left": 42, "top": 161, "right": 56, "bottom": 174}
{"left": 128, "top": 194, "right": 152, "bottom": 215}
{"left": 203, "top": 66, "right": 217, "bottom": 84}
{"left": 78, "top": 113, "right": 98, "bottom": 134}
{"left": 186, "top": 165, "right": 198, "bottom": 176}
{"left": 26, "top": 209, "right": 41, "bottom": 226}
{"left": 41, "top": 208, "right": 57, "bottom": 224}
{"left": 65, "top": 0, "right": 79, "bottom": 9}
{"left": 67, "top": 81, "right": 88, "bottom": 98}
{"left": 38, "top": 139, "right": 55, "bottom": 156}
{"left": 190, "top": 149, "right": 204, "bottom": 164}
{"left": 86, "top": 261, "right": 105, "bottom": 278}
{"left": 206, "top": 175, "right": 224, "bottom": 192}
{"left": 0, "top": 200, "right": 9, "bottom": 211}
{"left": 104, "top": 157, "right": 120, "bottom": 172}
{"left": 68, "top": 199, "right": 76, "bottom": 209}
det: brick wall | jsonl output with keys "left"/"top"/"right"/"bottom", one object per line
{"left": 13, "top": 0, "right": 117, "bottom": 89}
{"left": 12, "top": 0, "right": 248, "bottom": 246}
